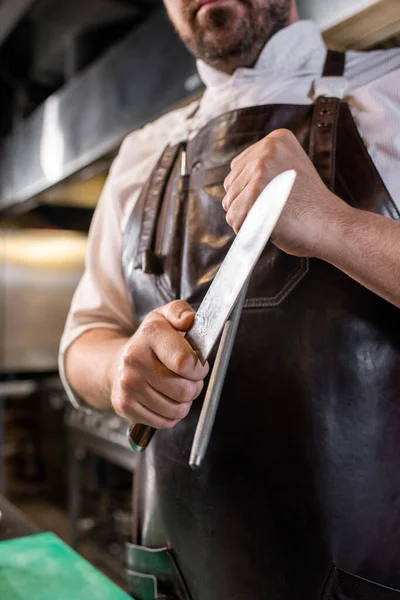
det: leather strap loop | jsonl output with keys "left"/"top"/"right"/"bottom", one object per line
{"left": 135, "top": 143, "right": 181, "bottom": 272}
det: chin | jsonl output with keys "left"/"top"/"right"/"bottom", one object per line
{"left": 203, "top": 29, "right": 242, "bottom": 52}
{"left": 183, "top": 1, "right": 256, "bottom": 64}
{"left": 197, "top": 2, "right": 245, "bottom": 29}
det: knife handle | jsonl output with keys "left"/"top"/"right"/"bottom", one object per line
{"left": 128, "top": 423, "right": 156, "bottom": 453}
{"left": 127, "top": 338, "right": 202, "bottom": 453}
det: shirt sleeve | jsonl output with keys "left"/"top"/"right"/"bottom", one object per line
{"left": 58, "top": 101, "right": 199, "bottom": 409}
{"left": 59, "top": 136, "right": 142, "bottom": 409}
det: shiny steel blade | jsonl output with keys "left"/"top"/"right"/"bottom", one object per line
{"left": 186, "top": 169, "right": 296, "bottom": 363}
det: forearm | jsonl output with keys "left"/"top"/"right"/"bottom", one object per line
{"left": 64, "top": 329, "right": 129, "bottom": 411}
{"left": 318, "top": 201, "right": 400, "bottom": 308}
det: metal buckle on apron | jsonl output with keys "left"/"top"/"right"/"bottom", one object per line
{"left": 312, "top": 76, "right": 349, "bottom": 101}
{"left": 126, "top": 543, "right": 192, "bottom": 600}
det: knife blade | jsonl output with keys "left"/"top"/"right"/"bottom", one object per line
{"left": 128, "top": 169, "right": 297, "bottom": 452}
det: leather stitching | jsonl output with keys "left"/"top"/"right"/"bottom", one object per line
{"left": 154, "top": 257, "right": 309, "bottom": 309}
{"left": 244, "top": 257, "right": 309, "bottom": 308}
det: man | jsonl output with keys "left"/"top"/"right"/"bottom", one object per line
{"left": 60, "top": 1, "right": 400, "bottom": 598}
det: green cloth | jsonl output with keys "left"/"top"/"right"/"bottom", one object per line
{"left": 0, "top": 532, "right": 132, "bottom": 600}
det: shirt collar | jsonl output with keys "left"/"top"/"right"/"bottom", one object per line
{"left": 197, "top": 20, "right": 325, "bottom": 88}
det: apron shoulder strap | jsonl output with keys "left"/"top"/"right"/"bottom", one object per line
{"left": 322, "top": 50, "right": 346, "bottom": 77}
{"left": 309, "top": 51, "right": 346, "bottom": 190}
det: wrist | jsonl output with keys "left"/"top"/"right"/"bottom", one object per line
{"left": 85, "top": 330, "right": 129, "bottom": 412}
{"left": 313, "top": 193, "right": 356, "bottom": 263}
{"left": 107, "top": 336, "right": 129, "bottom": 401}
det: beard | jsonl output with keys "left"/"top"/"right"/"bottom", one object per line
{"left": 178, "top": 0, "right": 292, "bottom": 66}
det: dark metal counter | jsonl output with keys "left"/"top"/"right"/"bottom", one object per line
{"left": 0, "top": 495, "right": 39, "bottom": 542}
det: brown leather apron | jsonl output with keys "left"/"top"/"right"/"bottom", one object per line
{"left": 122, "top": 52, "right": 400, "bottom": 600}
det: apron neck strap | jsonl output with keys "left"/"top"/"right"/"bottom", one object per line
{"left": 322, "top": 50, "right": 346, "bottom": 77}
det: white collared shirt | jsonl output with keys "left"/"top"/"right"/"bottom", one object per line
{"left": 59, "top": 20, "right": 400, "bottom": 406}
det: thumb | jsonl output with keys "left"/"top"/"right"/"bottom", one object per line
{"left": 154, "top": 300, "right": 196, "bottom": 332}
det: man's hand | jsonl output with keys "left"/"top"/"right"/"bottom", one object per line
{"left": 111, "top": 300, "right": 209, "bottom": 429}
{"left": 223, "top": 128, "right": 349, "bottom": 257}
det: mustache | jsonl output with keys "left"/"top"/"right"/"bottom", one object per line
{"left": 184, "top": 0, "right": 252, "bottom": 25}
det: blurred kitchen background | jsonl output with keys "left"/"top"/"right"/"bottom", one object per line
{"left": 0, "top": 0, "right": 398, "bottom": 592}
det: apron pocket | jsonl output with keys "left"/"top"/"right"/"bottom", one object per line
{"left": 126, "top": 543, "right": 191, "bottom": 600}
{"left": 323, "top": 567, "right": 400, "bottom": 600}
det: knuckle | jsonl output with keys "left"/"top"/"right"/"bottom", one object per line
{"left": 119, "top": 371, "right": 132, "bottom": 391}
{"left": 254, "top": 157, "right": 265, "bottom": 171}
{"left": 227, "top": 214, "right": 241, "bottom": 233}
{"left": 223, "top": 191, "right": 233, "bottom": 211}
{"left": 254, "top": 166, "right": 265, "bottom": 182}
{"left": 122, "top": 345, "right": 136, "bottom": 367}
{"left": 248, "top": 180, "right": 262, "bottom": 196}
{"left": 201, "top": 361, "right": 210, "bottom": 377}
{"left": 120, "top": 370, "right": 140, "bottom": 392}
{"left": 275, "top": 128, "right": 291, "bottom": 138}
{"left": 122, "top": 349, "right": 131, "bottom": 367}
{"left": 117, "top": 395, "right": 134, "bottom": 417}
{"left": 158, "top": 418, "right": 177, "bottom": 431}
{"left": 261, "top": 138, "right": 273, "bottom": 153}
{"left": 227, "top": 202, "right": 238, "bottom": 218}
{"left": 173, "top": 350, "right": 192, "bottom": 373}
{"left": 225, "top": 212, "right": 234, "bottom": 228}
{"left": 140, "top": 319, "right": 159, "bottom": 338}
{"left": 166, "top": 299, "right": 192, "bottom": 321}
{"left": 176, "top": 402, "right": 191, "bottom": 420}
{"left": 231, "top": 220, "right": 240, "bottom": 233}
{"left": 180, "top": 380, "right": 198, "bottom": 403}
{"left": 195, "top": 380, "right": 204, "bottom": 397}
{"left": 170, "top": 299, "right": 189, "bottom": 313}
{"left": 168, "top": 299, "right": 184, "bottom": 312}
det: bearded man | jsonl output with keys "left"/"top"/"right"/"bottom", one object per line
{"left": 60, "top": 1, "right": 400, "bottom": 598}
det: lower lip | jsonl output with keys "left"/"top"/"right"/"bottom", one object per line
{"left": 198, "top": 0, "right": 233, "bottom": 13}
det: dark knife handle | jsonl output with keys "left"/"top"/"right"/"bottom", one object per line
{"left": 128, "top": 423, "right": 156, "bottom": 453}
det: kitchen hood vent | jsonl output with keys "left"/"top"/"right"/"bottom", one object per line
{"left": 0, "top": 8, "right": 203, "bottom": 213}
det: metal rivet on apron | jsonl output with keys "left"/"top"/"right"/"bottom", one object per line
{"left": 128, "top": 259, "right": 135, "bottom": 277}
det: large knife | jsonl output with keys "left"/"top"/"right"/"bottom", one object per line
{"left": 128, "top": 169, "right": 297, "bottom": 453}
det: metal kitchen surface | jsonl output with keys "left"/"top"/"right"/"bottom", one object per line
{"left": 0, "top": 229, "right": 86, "bottom": 373}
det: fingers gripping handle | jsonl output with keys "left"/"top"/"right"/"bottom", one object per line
{"left": 127, "top": 338, "right": 201, "bottom": 453}
{"left": 127, "top": 282, "right": 248, "bottom": 455}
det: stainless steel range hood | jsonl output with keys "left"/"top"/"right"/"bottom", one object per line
{"left": 0, "top": 8, "right": 203, "bottom": 213}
